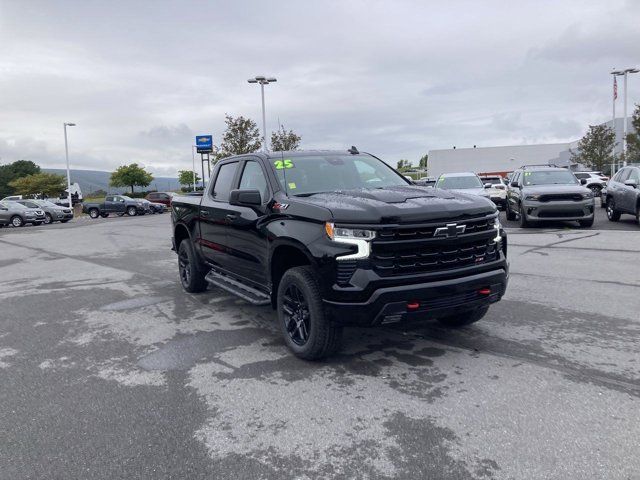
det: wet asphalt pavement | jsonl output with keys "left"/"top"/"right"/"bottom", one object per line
{"left": 0, "top": 212, "right": 639, "bottom": 479}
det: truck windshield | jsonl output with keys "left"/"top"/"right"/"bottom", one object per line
{"left": 270, "top": 154, "right": 408, "bottom": 196}
{"left": 523, "top": 170, "right": 578, "bottom": 186}
{"left": 437, "top": 175, "right": 483, "bottom": 189}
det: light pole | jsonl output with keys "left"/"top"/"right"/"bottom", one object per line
{"left": 247, "top": 75, "right": 277, "bottom": 152}
{"left": 63, "top": 122, "right": 76, "bottom": 208}
{"left": 191, "top": 145, "right": 197, "bottom": 191}
{"left": 612, "top": 68, "right": 639, "bottom": 166}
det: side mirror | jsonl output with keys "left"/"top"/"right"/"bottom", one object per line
{"left": 229, "top": 189, "right": 262, "bottom": 206}
{"left": 510, "top": 181, "right": 519, "bottom": 188}
{"left": 624, "top": 179, "right": 638, "bottom": 188}
{"left": 580, "top": 178, "right": 587, "bottom": 185}
{"left": 484, "top": 183, "right": 492, "bottom": 189}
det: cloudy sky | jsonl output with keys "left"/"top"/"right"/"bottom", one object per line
{"left": 1, "top": 0, "right": 639, "bottom": 176}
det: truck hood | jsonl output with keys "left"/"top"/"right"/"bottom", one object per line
{"left": 292, "top": 186, "right": 496, "bottom": 224}
{"left": 440, "top": 187, "right": 490, "bottom": 198}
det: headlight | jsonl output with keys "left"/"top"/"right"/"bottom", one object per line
{"left": 525, "top": 194, "right": 541, "bottom": 201}
{"left": 493, "top": 216, "right": 503, "bottom": 243}
{"left": 325, "top": 222, "right": 375, "bottom": 260}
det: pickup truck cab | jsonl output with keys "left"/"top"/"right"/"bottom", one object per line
{"left": 171, "top": 149, "right": 508, "bottom": 359}
{"left": 83, "top": 195, "right": 150, "bottom": 218}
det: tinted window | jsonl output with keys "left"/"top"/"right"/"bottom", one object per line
{"left": 628, "top": 169, "right": 640, "bottom": 182}
{"left": 239, "top": 161, "right": 268, "bottom": 202}
{"left": 437, "top": 175, "right": 483, "bottom": 189}
{"left": 522, "top": 170, "right": 578, "bottom": 186}
{"left": 212, "top": 162, "right": 238, "bottom": 201}
{"left": 106, "top": 196, "right": 114, "bottom": 202}
{"left": 617, "top": 169, "right": 630, "bottom": 182}
{"left": 574, "top": 173, "right": 589, "bottom": 179}
{"left": 271, "top": 154, "right": 407, "bottom": 196}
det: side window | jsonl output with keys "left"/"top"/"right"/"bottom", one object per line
{"left": 628, "top": 169, "right": 640, "bottom": 183}
{"left": 574, "top": 173, "right": 587, "bottom": 180}
{"left": 106, "top": 196, "right": 114, "bottom": 202}
{"left": 239, "top": 161, "right": 269, "bottom": 202}
{"left": 616, "top": 169, "right": 630, "bottom": 182}
{"left": 511, "top": 172, "right": 521, "bottom": 185}
{"left": 212, "top": 162, "right": 238, "bottom": 202}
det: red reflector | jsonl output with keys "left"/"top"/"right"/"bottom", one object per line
{"left": 478, "top": 288, "right": 491, "bottom": 295}
{"left": 407, "top": 302, "right": 420, "bottom": 310}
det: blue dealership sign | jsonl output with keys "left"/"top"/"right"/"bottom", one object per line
{"left": 196, "top": 135, "right": 213, "bottom": 153}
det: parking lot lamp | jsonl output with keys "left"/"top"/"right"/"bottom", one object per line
{"left": 247, "top": 76, "right": 277, "bottom": 152}
{"left": 63, "top": 122, "right": 76, "bottom": 208}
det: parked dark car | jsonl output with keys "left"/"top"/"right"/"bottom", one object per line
{"left": 171, "top": 149, "right": 508, "bottom": 359}
{"left": 0, "top": 200, "right": 46, "bottom": 227}
{"left": 506, "top": 165, "right": 595, "bottom": 228}
{"left": 145, "top": 191, "right": 174, "bottom": 207}
{"left": 17, "top": 199, "right": 73, "bottom": 224}
{"left": 142, "top": 199, "right": 166, "bottom": 214}
{"left": 83, "top": 195, "right": 150, "bottom": 219}
{"left": 604, "top": 165, "right": 640, "bottom": 224}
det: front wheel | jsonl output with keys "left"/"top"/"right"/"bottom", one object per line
{"left": 606, "top": 198, "right": 621, "bottom": 221}
{"left": 127, "top": 206, "right": 137, "bottom": 216}
{"left": 44, "top": 213, "right": 53, "bottom": 224}
{"left": 505, "top": 201, "right": 516, "bottom": 221}
{"left": 11, "top": 215, "right": 24, "bottom": 227}
{"left": 177, "top": 241, "right": 208, "bottom": 293}
{"left": 277, "top": 266, "right": 342, "bottom": 360}
{"left": 437, "top": 306, "right": 489, "bottom": 327}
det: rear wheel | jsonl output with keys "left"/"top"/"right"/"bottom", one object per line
{"left": 277, "top": 266, "right": 342, "bottom": 360}
{"left": 127, "top": 206, "right": 137, "bottom": 216}
{"left": 88, "top": 208, "right": 99, "bottom": 219}
{"left": 606, "top": 198, "right": 621, "bottom": 221}
{"left": 177, "top": 241, "right": 208, "bottom": 293}
{"left": 44, "top": 213, "right": 53, "bottom": 224}
{"left": 437, "top": 306, "right": 489, "bottom": 327}
{"left": 10, "top": 215, "right": 24, "bottom": 227}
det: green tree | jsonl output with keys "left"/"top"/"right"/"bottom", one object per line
{"left": 570, "top": 125, "right": 616, "bottom": 172}
{"left": 418, "top": 154, "right": 428, "bottom": 169}
{"left": 625, "top": 103, "right": 640, "bottom": 164}
{"left": 109, "top": 163, "right": 154, "bottom": 194}
{"left": 216, "top": 114, "right": 261, "bottom": 159}
{"left": 0, "top": 160, "right": 40, "bottom": 198}
{"left": 396, "top": 159, "right": 412, "bottom": 171}
{"left": 178, "top": 170, "right": 201, "bottom": 190}
{"left": 8, "top": 172, "right": 66, "bottom": 197}
{"left": 270, "top": 125, "right": 301, "bottom": 151}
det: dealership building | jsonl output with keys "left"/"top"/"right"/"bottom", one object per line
{"left": 427, "top": 118, "right": 635, "bottom": 178}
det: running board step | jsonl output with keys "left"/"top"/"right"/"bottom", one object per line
{"left": 205, "top": 270, "right": 271, "bottom": 306}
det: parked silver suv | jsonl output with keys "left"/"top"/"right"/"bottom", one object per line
{"left": 506, "top": 166, "right": 595, "bottom": 228}
{"left": 0, "top": 200, "right": 46, "bottom": 227}
{"left": 605, "top": 165, "right": 640, "bottom": 224}
{"left": 16, "top": 199, "right": 73, "bottom": 224}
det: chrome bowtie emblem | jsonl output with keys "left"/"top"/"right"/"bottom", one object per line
{"left": 434, "top": 223, "right": 466, "bottom": 238}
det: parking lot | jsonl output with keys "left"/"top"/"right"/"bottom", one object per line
{"left": 1, "top": 213, "right": 639, "bottom": 479}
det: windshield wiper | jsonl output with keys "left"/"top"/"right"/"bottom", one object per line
{"left": 293, "top": 192, "right": 327, "bottom": 197}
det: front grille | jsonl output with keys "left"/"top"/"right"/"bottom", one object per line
{"left": 538, "top": 194, "right": 583, "bottom": 202}
{"left": 375, "top": 216, "right": 493, "bottom": 241}
{"left": 63, "top": 209, "right": 71, "bottom": 213}
{"left": 371, "top": 218, "right": 499, "bottom": 276}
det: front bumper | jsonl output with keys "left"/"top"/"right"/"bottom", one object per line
{"left": 521, "top": 199, "right": 594, "bottom": 221}
{"left": 323, "top": 266, "right": 508, "bottom": 326}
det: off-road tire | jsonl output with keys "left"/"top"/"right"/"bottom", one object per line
{"left": 606, "top": 198, "right": 621, "bottom": 222}
{"left": 277, "top": 266, "right": 342, "bottom": 360}
{"left": 177, "top": 240, "right": 208, "bottom": 293}
{"left": 437, "top": 306, "right": 489, "bottom": 327}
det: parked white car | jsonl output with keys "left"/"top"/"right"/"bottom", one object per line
{"left": 573, "top": 172, "right": 608, "bottom": 195}
{"left": 479, "top": 175, "right": 507, "bottom": 209}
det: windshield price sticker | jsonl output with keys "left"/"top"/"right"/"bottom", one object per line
{"left": 274, "top": 159, "right": 294, "bottom": 170}
{"left": 288, "top": 182, "right": 297, "bottom": 189}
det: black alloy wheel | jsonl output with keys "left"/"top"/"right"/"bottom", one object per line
{"left": 282, "top": 284, "right": 311, "bottom": 346}
{"left": 177, "top": 241, "right": 208, "bottom": 293}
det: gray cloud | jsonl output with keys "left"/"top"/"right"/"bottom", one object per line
{"left": 0, "top": 0, "right": 639, "bottom": 175}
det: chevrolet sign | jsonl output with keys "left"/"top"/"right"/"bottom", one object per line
{"left": 433, "top": 223, "right": 466, "bottom": 238}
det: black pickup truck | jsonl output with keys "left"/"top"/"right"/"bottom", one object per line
{"left": 83, "top": 195, "right": 150, "bottom": 218}
{"left": 171, "top": 149, "right": 508, "bottom": 359}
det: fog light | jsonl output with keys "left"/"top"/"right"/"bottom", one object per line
{"left": 407, "top": 301, "right": 420, "bottom": 310}
{"left": 478, "top": 288, "right": 491, "bottom": 295}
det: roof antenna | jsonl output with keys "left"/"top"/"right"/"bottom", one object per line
{"left": 348, "top": 146, "right": 359, "bottom": 154}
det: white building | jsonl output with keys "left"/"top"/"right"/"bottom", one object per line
{"left": 428, "top": 117, "right": 635, "bottom": 177}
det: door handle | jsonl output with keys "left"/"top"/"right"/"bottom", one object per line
{"left": 200, "top": 210, "right": 209, "bottom": 216}
{"left": 225, "top": 214, "right": 237, "bottom": 221}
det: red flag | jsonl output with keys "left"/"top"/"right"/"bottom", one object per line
{"left": 614, "top": 76, "right": 618, "bottom": 100}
